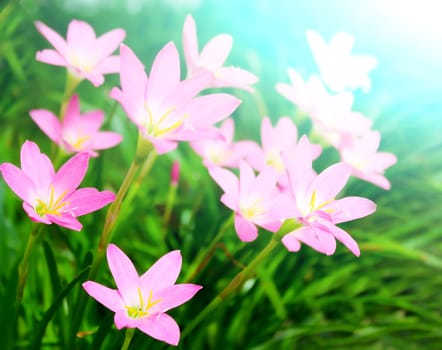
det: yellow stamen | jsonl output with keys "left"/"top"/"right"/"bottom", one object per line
{"left": 125, "top": 288, "right": 162, "bottom": 319}
{"left": 35, "top": 185, "right": 69, "bottom": 217}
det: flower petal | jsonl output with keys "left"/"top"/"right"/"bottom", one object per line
{"left": 93, "top": 28, "right": 125, "bottom": 63}
{"left": 182, "top": 14, "right": 199, "bottom": 73}
{"left": 106, "top": 244, "right": 140, "bottom": 306}
{"left": 208, "top": 167, "right": 239, "bottom": 209}
{"left": 200, "top": 34, "right": 233, "bottom": 68}
{"left": 82, "top": 281, "right": 124, "bottom": 312}
{"left": 137, "top": 313, "right": 180, "bottom": 346}
{"left": 65, "top": 188, "right": 115, "bottom": 217}
{"left": 89, "top": 132, "right": 123, "bottom": 150}
{"left": 0, "top": 163, "right": 36, "bottom": 203}
{"left": 29, "top": 109, "right": 62, "bottom": 144}
{"left": 20, "top": 140, "right": 54, "bottom": 191}
{"left": 35, "top": 21, "right": 68, "bottom": 57}
{"left": 328, "top": 196, "right": 376, "bottom": 224}
{"left": 53, "top": 152, "right": 89, "bottom": 195}
{"left": 35, "top": 49, "right": 67, "bottom": 66}
{"left": 46, "top": 213, "right": 83, "bottom": 231}
{"left": 156, "top": 284, "right": 202, "bottom": 313}
{"left": 321, "top": 221, "right": 360, "bottom": 256}
{"left": 66, "top": 20, "right": 96, "bottom": 53}
{"left": 139, "top": 250, "right": 182, "bottom": 293}
{"left": 234, "top": 214, "right": 258, "bottom": 242}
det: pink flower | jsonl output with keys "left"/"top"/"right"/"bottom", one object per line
{"left": 182, "top": 14, "right": 258, "bottom": 91}
{"left": 247, "top": 117, "right": 321, "bottom": 188}
{"left": 170, "top": 161, "right": 180, "bottom": 186}
{"left": 30, "top": 94, "right": 122, "bottom": 156}
{"left": 209, "top": 161, "right": 292, "bottom": 242}
{"left": 0, "top": 141, "right": 115, "bottom": 231}
{"left": 35, "top": 19, "right": 125, "bottom": 86}
{"left": 282, "top": 136, "right": 376, "bottom": 256}
{"left": 190, "top": 118, "right": 259, "bottom": 168}
{"left": 306, "top": 30, "right": 378, "bottom": 92}
{"left": 110, "top": 43, "right": 241, "bottom": 154}
{"left": 83, "top": 244, "right": 202, "bottom": 346}
{"left": 339, "top": 131, "right": 397, "bottom": 190}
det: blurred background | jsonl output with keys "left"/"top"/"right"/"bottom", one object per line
{"left": 1, "top": 0, "right": 441, "bottom": 349}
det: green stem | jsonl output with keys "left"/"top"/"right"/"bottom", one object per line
{"left": 181, "top": 219, "right": 300, "bottom": 338}
{"left": 59, "top": 72, "right": 81, "bottom": 120}
{"left": 162, "top": 183, "right": 177, "bottom": 232}
{"left": 67, "top": 134, "right": 153, "bottom": 349}
{"left": 183, "top": 214, "right": 234, "bottom": 282}
{"left": 17, "top": 223, "right": 42, "bottom": 303}
{"left": 120, "top": 328, "right": 135, "bottom": 350}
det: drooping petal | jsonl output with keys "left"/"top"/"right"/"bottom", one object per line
{"left": 29, "top": 109, "right": 62, "bottom": 144}
{"left": 65, "top": 188, "right": 115, "bottom": 216}
{"left": 137, "top": 313, "right": 180, "bottom": 346}
{"left": 140, "top": 250, "right": 182, "bottom": 293}
{"left": 234, "top": 214, "right": 258, "bottom": 242}
{"left": 0, "top": 163, "right": 36, "bottom": 203}
{"left": 53, "top": 152, "right": 89, "bottom": 195}
{"left": 106, "top": 244, "right": 140, "bottom": 306}
{"left": 155, "top": 284, "right": 202, "bottom": 312}
{"left": 46, "top": 213, "right": 83, "bottom": 231}
{"left": 321, "top": 221, "right": 360, "bottom": 256}
{"left": 82, "top": 281, "right": 124, "bottom": 312}
{"left": 20, "top": 140, "right": 55, "bottom": 191}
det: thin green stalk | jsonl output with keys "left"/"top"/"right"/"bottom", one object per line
{"left": 17, "top": 223, "right": 42, "bottom": 302}
{"left": 67, "top": 134, "right": 153, "bottom": 349}
{"left": 162, "top": 182, "right": 178, "bottom": 234}
{"left": 183, "top": 214, "right": 234, "bottom": 282}
{"left": 120, "top": 328, "right": 135, "bottom": 350}
{"left": 59, "top": 72, "right": 81, "bottom": 120}
{"left": 182, "top": 219, "right": 300, "bottom": 338}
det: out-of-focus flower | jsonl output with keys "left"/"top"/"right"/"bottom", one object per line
{"left": 0, "top": 141, "right": 115, "bottom": 231}
{"left": 306, "top": 30, "right": 378, "bottom": 93}
{"left": 30, "top": 94, "right": 122, "bottom": 156}
{"left": 339, "top": 131, "right": 397, "bottom": 190}
{"left": 191, "top": 118, "right": 259, "bottom": 168}
{"left": 209, "top": 161, "right": 292, "bottom": 242}
{"left": 282, "top": 136, "right": 376, "bottom": 256}
{"left": 83, "top": 244, "right": 201, "bottom": 346}
{"left": 171, "top": 161, "right": 180, "bottom": 186}
{"left": 110, "top": 43, "right": 241, "bottom": 154}
{"left": 182, "top": 14, "right": 258, "bottom": 91}
{"left": 35, "top": 19, "right": 125, "bottom": 86}
{"left": 247, "top": 117, "right": 321, "bottom": 188}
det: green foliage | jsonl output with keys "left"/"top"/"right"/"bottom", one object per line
{"left": 0, "top": 0, "right": 441, "bottom": 349}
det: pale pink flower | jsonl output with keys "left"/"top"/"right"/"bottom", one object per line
{"left": 30, "top": 94, "right": 122, "bottom": 156}
{"left": 340, "top": 131, "right": 397, "bottom": 190}
{"left": 35, "top": 19, "right": 125, "bottom": 86}
{"left": 190, "top": 118, "right": 259, "bottom": 168}
{"left": 182, "top": 14, "right": 258, "bottom": 91}
{"left": 247, "top": 117, "right": 321, "bottom": 188}
{"left": 209, "top": 161, "right": 292, "bottom": 242}
{"left": 83, "top": 244, "right": 202, "bottom": 346}
{"left": 282, "top": 136, "right": 376, "bottom": 256}
{"left": 110, "top": 43, "right": 241, "bottom": 154}
{"left": 307, "top": 30, "right": 378, "bottom": 93}
{"left": 0, "top": 141, "right": 115, "bottom": 231}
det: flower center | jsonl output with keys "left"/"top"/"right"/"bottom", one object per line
{"left": 241, "top": 198, "right": 266, "bottom": 220}
{"left": 35, "top": 185, "right": 69, "bottom": 217}
{"left": 143, "top": 103, "right": 186, "bottom": 138}
{"left": 301, "top": 189, "right": 334, "bottom": 220}
{"left": 125, "top": 288, "right": 162, "bottom": 319}
{"left": 265, "top": 150, "right": 285, "bottom": 172}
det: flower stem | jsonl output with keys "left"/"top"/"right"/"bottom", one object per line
{"left": 183, "top": 213, "right": 234, "bottom": 282}
{"left": 17, "top": 223, "right": 42, "bottom": 303}
{"left": 181, "top": 219, "right": 300, "bottom": 338}
{"left": 67, "top": 134, "right": 154, "bottom": 349}
{"left": 59, "top": 72, "right": 81, "bottom": 120}
{"left": 120, "top": 328, "right": 135, "bottom": 350}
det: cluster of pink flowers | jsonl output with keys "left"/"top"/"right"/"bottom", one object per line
{"left": 0, "top": 15, "right": 396, "bottom": 347}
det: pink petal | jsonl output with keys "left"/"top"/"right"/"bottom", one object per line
{"left": 23, "top": 202, "right": 51, "bottom": 224}
{"left": 35, "top": 21, "right": 68, "bottom": 57}
{"left": 89, "top": 132, "right": 123, "bottom": 150}
{"left": 308, "top": 162, "right": 351, "bottom": 204}
{"left": 82, "top": 281, "right": 124, "bottom": 312}
{"left": 214, "top": 66, "right": 258, "bottom": 89}
{"left": 328, "top": 196, "right": 376, "bottom": 224}
{"left": 156, "top": 284, "right": 202, "bottom": 313}
{"left": 94, "top": 56, "right": 120, "bottom": 74}
{"left": 137, "top": 313, "right": 180, "bottom": 346}
{"left": 185, "top": 93, "right": 241, "bottom": 126}
{"left": 20, "top": 140, "right": 55, "bottom": 191}
{"left": 281, "top": 233, "right": 301, "bottom": 252}
{"left": 140, "top": 250, "right": 182, "bottom": 293}
{"left": 321, "top": 221, "right": 360, "bottom": 256}
{"left": 182, "top": 14, "right": 200, "bottom": 73}
{"left": 46, "top": 213, "right": 83, "bottom": 231}
{"left": 53, "top": 152, "right": 89, "bottom": 195}
{"left": 65, "top": 188, "right": 115, "bottom": 216}
{"left": 35, "top": 49, "right": 67, "bottom": 66}
{"left": 93, "top": 28, "right": 125, "bottom": 63}
{"left": 66, "top": 20, "right": 96, "bottom": 53}
{"left": 147, "top": 42, "right": 180, "bottom": 105}
{"left": 239, "top": 161, "right": 256, "bottom": 197}
{"left": 200, "top": 34, "right": 233, "bottom": 68}
{"left": 114, "top": 308, "right": 141, "bottom": 329}
{"left": 234, "top": 214, "right": 258, "bottom": 242}
{"left": 208, "top": 167, "right": 239, "bottom": 209}
{"left": 0, "top": 163, "right": 36, "bottom": 203}
{"left": 29, "top": 109, "right": 62, "bottom": 144}
{"left": 82, "top": 71, "right": 104, "bottom": 87}
{"left": 106, "top": 244, "right": 140, "bottom": 306}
